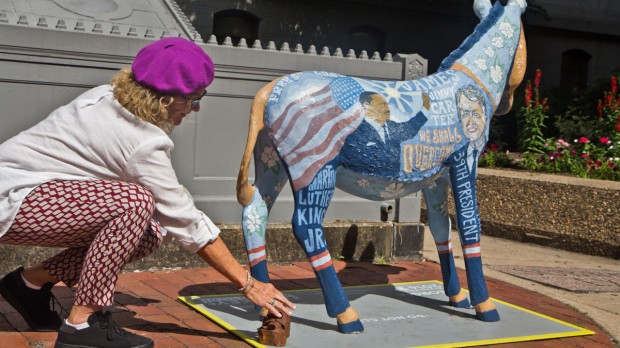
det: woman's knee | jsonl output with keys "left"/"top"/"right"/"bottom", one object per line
{"left": 122, "top": 182, "right": 156, "bottom": 217}
{"left": 127, "top": 222, "right": 164, "bottom": 263}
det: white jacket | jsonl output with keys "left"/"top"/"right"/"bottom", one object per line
{"left": 0, "top": 85, "right": 220, "bottom": 253}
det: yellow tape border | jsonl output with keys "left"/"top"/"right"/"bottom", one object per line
{"left": 178, "top": 280, "right": 595, "bottom": 348}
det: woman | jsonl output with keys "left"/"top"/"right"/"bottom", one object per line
{"left": 0, "top": 37, "right": 295, "bottom": 348}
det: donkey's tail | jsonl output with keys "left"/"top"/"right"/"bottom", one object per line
{"left": 236, "top": 78, "right": 280, "bottom": 206}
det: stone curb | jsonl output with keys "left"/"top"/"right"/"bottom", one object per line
{"left": 0, "top": 222, "right": 424, "bottom": 274}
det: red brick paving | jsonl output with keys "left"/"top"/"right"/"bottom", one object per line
{"left": 0, "top": 260, "right": 615, "bottom": 347}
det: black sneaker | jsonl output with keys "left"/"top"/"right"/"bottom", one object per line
{"left": 0, "top": 266, "right": 62, "bottom": 331}
{"left": 55, "top": 311, "right": 153, "bottom": 348}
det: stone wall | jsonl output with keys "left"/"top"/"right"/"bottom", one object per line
{"left": 423, "top": 168, "right": 620, "bottom": 259}
{"left": 0, "top": 222, "right": 425, "bottom": 275}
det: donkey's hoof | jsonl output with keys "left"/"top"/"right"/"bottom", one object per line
{"left": 476, "top": 309, "right": 500, "bottom": 322}
{"left": 449, "top": 298, "right": 472, "bottom": 308}
{"left": 337, "top": 319, "right": 364, "bottom": 334}
{"left": 257, "top": 311, "right": 291, "bottom": 346}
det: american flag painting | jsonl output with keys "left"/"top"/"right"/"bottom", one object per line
{"left": 266, "top": 73, "right": 366, "bottom": 191}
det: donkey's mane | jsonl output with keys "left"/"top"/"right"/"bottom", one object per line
{"left": 438, "top": 2, "right": 505, "bottom": 72}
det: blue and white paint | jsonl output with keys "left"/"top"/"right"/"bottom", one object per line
{"left": 237, "top": 0, "right": 527, "bottom": 334}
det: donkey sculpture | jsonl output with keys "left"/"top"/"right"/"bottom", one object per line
{"left": 237, "top": 0, "right": 527, "bottom": 334}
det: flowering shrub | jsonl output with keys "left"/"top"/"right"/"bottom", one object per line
{"left": 519, "top": 69, "right": 548, "bottom": 154}
{"left": 518, "top": 72, "right": 620, "bottom": 181}
{"left": 479, "top": 143, "right": 513, "bottom": 168}
{"left": 523, "top": 137, "right": 620, "bottom": 180}
{"left": 597, "top": 75, "right": 620, "bottom": 135}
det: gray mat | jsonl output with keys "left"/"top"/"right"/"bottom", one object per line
{"left": 488, "top": 265, "right": 620, "bottom": 293}
{"left": 179, "top": 281, "right": 593, "bottom": 348}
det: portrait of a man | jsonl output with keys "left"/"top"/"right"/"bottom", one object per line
{"left": 456, "top": 85, "right": 488, "bottom": 173}
{"left": 341, "top": 91, "right": 429, "bottom": 177}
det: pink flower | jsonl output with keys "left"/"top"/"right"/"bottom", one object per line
{"left": 579, "top": 137, "right": 589, "bottom": 144}
{"left": 581, "top": 153, "right": 589, "bottom": 159}
{"left": 600, "top": 137, "right": 610, "bottom": 144}
{"left": 556, "top": 139, "right": 569, "bottom": 147}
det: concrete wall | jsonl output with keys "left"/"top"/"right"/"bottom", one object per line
{"left": 0, "top": 21, "right": 425, "bottom": 224}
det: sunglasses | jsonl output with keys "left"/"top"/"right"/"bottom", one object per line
{"left": 174, "top": 90, "right": 207, "bottom": 109}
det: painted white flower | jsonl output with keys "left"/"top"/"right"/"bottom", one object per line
{"left": 247, "top": 210, "right": 262, "bottom": 234}
{"left": 261, "top": 146, "right": 279, "bottom": 168}
{"left": 439, "top": 201, "right": 448, "bottom": 217}
{"left": 461, "top": 58, "right": 469, "bottom": 66}
{"left": 490, "top": 65, "right": 502, "bottom": 83}
{"left": 492, "top": 35, "right": 504, "bottom": 48}
{"left": 379, "top": 182, "right": 405, "bottom": 199}
{"left": 484, "top": 47, "right": 495, "bottom": 58}
{"left": 475, "top": 58, "right": 488, "bottom": 71}
{"left": 499, "top": 22, "right": 515, "bottom": 39}
{"left": 356, "top": 178, "right": 370, "bottom": 188}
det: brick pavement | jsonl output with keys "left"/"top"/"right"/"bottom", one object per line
{"left": 0, "top": 260, "right": 615, "bottom": 347}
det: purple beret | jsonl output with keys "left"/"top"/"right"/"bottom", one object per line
{"left": 131, "top": 37, "right": 215, "bottom": 95}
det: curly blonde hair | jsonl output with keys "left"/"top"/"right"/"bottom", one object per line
{"left": 111, "top": 68, "right": 174, "bottom": 133}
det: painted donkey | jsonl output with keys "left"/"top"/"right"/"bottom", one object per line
{"left": 237, "top": 0, "right": 527, "bottom": 333}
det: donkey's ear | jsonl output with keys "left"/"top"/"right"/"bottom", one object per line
{"left": 473, "top": 0, "right": 492, "bottom": 19}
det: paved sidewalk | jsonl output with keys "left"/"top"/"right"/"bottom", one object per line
{"left": 422, "top": 228, "right": 620, "bottom": 348}
{"left": 0, "top": 230, "right": 618, "bottom": 347}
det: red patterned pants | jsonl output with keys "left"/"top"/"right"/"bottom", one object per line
{"left": 0, "top": 180, "right": 163, "bottom": 306}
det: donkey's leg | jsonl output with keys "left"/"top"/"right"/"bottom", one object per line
{"left": 242, "top": 188, "right": 269, "bottom": 283}
{"left": 448, "top": 152, "right": 499, "bottom": 322}
{"left": 237, "top": 79, "right": 281, "bottom": 287}
{"left": 291, "top": 162, "right": 364, "bottom": 333}
{"left": 422, "top": 172, "right": 470, "bottom": 308}
{"left": 242, "top": 130, "right": 289, "bottom": 285}
{"left": 237, "top": 78, "right": 280, "bottom": 207}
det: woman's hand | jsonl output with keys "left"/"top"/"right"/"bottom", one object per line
{"left": 196, "top": 237, "right": 296, "bottom": 317}
{"left": 244, "top": 278, "right": 296, "bottom": 317}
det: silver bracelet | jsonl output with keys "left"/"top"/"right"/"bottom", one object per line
{"left": 238, "top": 269, "right": 251, "bottom": 292}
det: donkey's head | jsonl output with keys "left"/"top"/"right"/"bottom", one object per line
{"left": 480, "top": 0, "right": 527, "bottom": 116}
{"left": 442, "top": 0, "right": 527, "bottom": 116}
